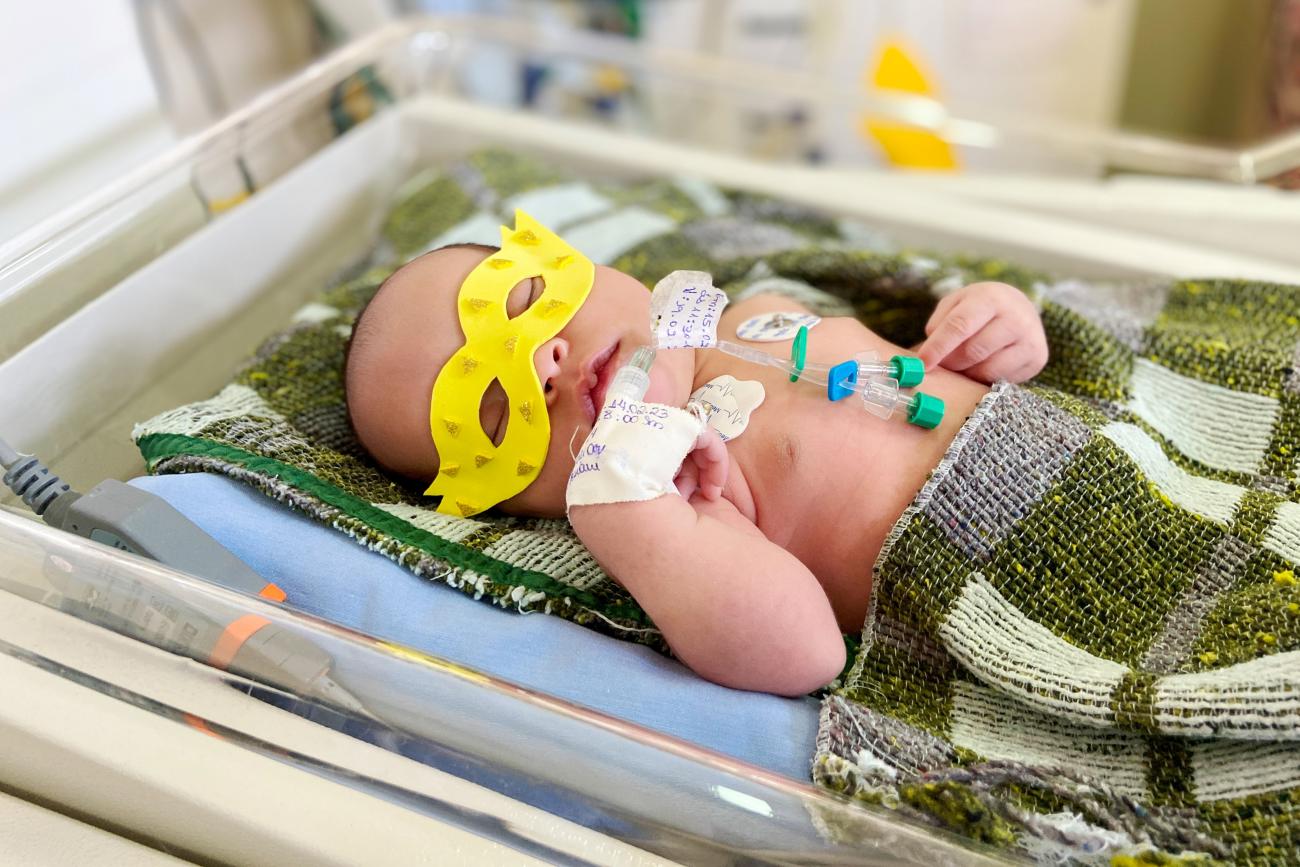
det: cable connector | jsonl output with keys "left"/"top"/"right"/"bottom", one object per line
{"left": 2, "top": 453, "right": 77, "bottom": 519}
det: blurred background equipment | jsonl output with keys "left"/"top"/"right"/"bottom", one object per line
{"left": 5, "top": 0, "right": 1300, "bottom": 247}
{"left": 134, "top": 0, "right": 392, "bottom": 209}
{"left": 1270, "top": 0, "right": 1300, "bottom": 186}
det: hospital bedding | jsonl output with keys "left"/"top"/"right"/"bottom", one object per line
{"left": 819, "top": 377, "right": 1300, "bottom": 864}
{"left": 133, "top": 150, "right": 1300, "bottom": 863}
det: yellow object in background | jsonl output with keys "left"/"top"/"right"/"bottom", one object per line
{"left": 207, "top": 190, "right": 251, "bottom": 214}
{"left": 862, "top": 41, "right": 959, "bottom": 171}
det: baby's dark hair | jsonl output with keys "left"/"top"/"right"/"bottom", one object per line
{"left": 342, "top": 242, "right": 498, "bottom": 470}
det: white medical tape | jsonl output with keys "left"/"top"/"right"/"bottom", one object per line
{"left": 689, "top": 375, "right": 765, "bottom": 443}
{"left": 650, "top": 270, "right": 728, "bottom": 350}
{"left": 566, "top": 397, "right": 705, "bottom": 513}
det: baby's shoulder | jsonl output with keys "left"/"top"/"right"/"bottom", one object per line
{"left": 723, "top": 292, "right": 816, "bottom": 321}
{"left": 720, "top": 292, "right": 859, "bottom": 343}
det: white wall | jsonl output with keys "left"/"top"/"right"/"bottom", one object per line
{"left": 0, "top": 2, "right": 173, "bottom": 244}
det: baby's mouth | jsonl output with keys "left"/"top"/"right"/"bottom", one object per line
{"left": 582, "top": 341, "right": 621, "bottom": 423}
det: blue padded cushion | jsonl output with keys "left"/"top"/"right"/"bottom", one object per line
{"left": 130, "top": 473, "right": 819, "bottom": 778}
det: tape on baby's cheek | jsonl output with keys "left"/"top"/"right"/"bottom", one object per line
{"left": 566, "top": 398, "right": 704, "bottom": 512}
{"left": 650, "top": 270, "right": 728, "bottom": 350}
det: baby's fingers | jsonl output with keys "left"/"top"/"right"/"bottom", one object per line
{"left": 923, "top": 291, "right": 961, "bottom": 337}
{"left": 691, "top": 428, "right": 728, "bottom": 499}
{"left": 674, "top": 459, "right": 700, "bottom": 500}
{"left": 963, "top": 338, "right": 1049, "bottom": 384}
{"left": 938, "top": 318, "right": 1018, "bottom": 372}
{"left": 917, "top": 300, "right": 996, "bottom": 371}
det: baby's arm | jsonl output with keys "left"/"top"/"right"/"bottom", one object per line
{"left": 569, "top": 492, "right": 845, "bottom": 696}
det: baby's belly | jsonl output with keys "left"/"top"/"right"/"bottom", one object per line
{"left": 703, "top": 321, "right": 988, "bottom": 631}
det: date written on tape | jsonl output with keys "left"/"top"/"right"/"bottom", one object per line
{"left": 599, "top": 397, "right": 670, "bottom": 429}
{"left": 650, "top": 270, "right": 729, "bottom": 350}
{"left": 566, "top": 397, "right": 705, "bottom": 510}
{"left": 569, "top": 398, "right": 674, "bottom": 484}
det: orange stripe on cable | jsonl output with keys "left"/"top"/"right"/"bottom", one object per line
{"left": 209, "top": 614, "right": 271, "bottom": 669}
{"left": 181, "top": 712, "right": 222, "bottom": 739}
{"left": 258, "top": 583, "right": 287, "bottom": 602}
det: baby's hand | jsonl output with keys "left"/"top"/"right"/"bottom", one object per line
{"left": 917, "top": 281, "right": 1048, "bottom": 384}
{"left": 674, "top": 426, "right": 728, "bottom": 501}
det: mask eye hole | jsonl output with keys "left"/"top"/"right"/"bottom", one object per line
{"left": 478, "top": 378, "right": 509, "bottom": 446}
{"left": 507, "top": 276, "right": 545, "bottom": 319}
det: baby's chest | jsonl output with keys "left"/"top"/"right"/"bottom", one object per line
{"left": 700, "top": 314, "right": 898, "bottom": 495}
{"left": 707, "top": 310, "right": 898, "bottom": 440}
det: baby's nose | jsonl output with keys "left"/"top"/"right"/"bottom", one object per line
{"left": 534, "top": 337, "right": 569, "bottom": 406}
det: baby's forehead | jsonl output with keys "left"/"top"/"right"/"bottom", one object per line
{"left": 397, "top": 243, "right": 494, "bottom": 299}
{"left": 352, "top": 248, "right": 480, "bottom": 368}
{"left": 373, "top": 246, "right": 488, "bottom": 325}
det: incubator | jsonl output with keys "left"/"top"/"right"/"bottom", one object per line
{"left": 3, "top": 15, "right": 1300, "bottom": 865}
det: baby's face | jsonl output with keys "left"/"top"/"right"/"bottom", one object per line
{"left": 347, "top": 245, "right": 695, "bottom": 517}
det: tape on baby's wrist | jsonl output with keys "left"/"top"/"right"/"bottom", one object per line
{"left": 566, "top": 398, "right": 704, "bottom": 514}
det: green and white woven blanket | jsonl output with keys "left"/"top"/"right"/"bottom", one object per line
{"left": 816, "top": 380, "right": 1300, "bottom": 865}
{"left": 133, "top": 152, "right": 1300, "bottom": 864}
{"left": 816, "top": 288, "right": 1300, "bottom": 863}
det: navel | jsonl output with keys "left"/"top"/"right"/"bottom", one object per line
{"left": 774, "top": 433, "right": 800, "bottom": 474}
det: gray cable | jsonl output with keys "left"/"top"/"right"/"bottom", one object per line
{"left": 0, "top": 433, "right": 373, "bottom": 715}
{"left": 0, "top": 436, "right": 72, "bottom": 518}
{"left": 0, "top": 435, "right": 20, "bottom": 470}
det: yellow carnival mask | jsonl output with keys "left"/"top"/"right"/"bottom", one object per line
{"left": 426, "top": 211, "right": 595, "bottom": 516}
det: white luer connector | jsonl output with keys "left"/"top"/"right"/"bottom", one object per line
{"left": 604, "top": 345, "right": 657, "bottom": 406}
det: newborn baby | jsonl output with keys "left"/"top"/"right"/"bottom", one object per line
{"left": 346, "top": 231, "right": 1048, "bottom": 696}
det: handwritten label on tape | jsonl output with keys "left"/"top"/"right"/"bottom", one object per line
{"left": 650, "top": 270, "right": 728, "bottom": 350}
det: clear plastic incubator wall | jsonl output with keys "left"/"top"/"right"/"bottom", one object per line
{"left": 3, "top": 16, "right": 1300, "bottom": 867}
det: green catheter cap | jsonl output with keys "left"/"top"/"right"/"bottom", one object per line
{"left": 889, "top": 355, "right": 925, "bottom": 388}
{"left": 789, "top": 325, "right": 808, "bottom": 382}
{"left": 906, "top": 392, "right": 945, "bottom": 429}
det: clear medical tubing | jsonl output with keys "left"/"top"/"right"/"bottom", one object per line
{"left": 0, "top": 509, "right": 1001, "bottom": 865}
{"left": 604, "top": 345, "right": 655, "bottom": 405}
{"left": 716, "top": 341, "right": 905, "bottom": 387}
{"left": 856, "top": 375, "right": 912, "bottom": 420}
{"left": 716, "top": 341, "right": 909, "bottom": 409}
